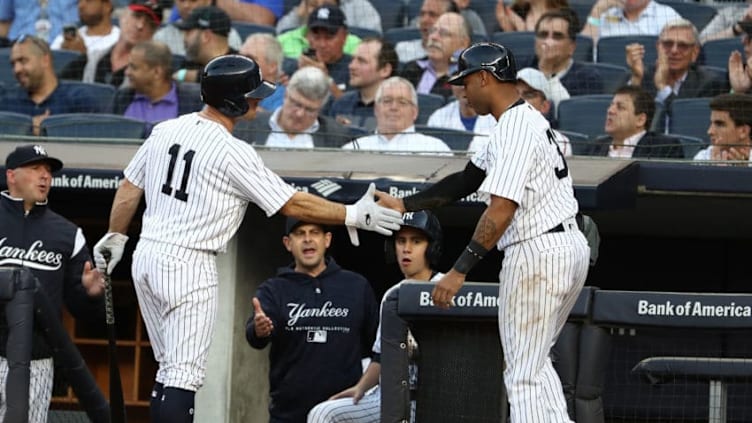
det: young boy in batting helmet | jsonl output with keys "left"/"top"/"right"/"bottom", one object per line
{"left": 307, "top": 210, "right": 443, "bottom": 423}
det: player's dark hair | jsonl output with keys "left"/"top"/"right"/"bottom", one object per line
{"left": 535, "top": 8, "right": 580, "bottom": 40}
{"left": 615, "top": 85, "right": 656, "bottom": 130}
{"left": 710, "top": 93, "right": 752, "bottom": 135}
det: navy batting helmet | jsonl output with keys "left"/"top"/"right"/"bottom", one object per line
{"left": 386, "top": 210, "right": 443, "bottom": 268}
{"left": 448, "top": 42, "right": 517, "bottom": 85}
{"left": 201, "top": 55, "right": 276, "bottom": 118}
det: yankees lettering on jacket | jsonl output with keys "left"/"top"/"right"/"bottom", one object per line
{"left": 286, "top": 301, "right": 349, "bottom": 327}
{"left": 0, "top": 237, "right": 64, "bottom": 270}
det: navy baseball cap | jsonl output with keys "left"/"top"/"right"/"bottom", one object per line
{"left": 5, "top": 144, "right": 63, "bottom": 172}
{"left": 285, "top": 217, "right": 328, "bottom": 234}
{"left": 307, "top": 5, "right": 347, "bottom": 33}
{"left": 176, "top": 6, "right": 231, "bottom": 37}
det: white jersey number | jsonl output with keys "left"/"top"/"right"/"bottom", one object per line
{"left": 546, "top": 129, "right": 569, "bottom": 180}
{"left": 161, "top": 143, "right": 195, "bottom": 202}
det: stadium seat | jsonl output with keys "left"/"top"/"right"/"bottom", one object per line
{"left": 282, "top": 57, "right": 298, "bottom": 78}
{"left": 406, "top": 0, "right": 422, "bottom": 23}
{"left": 668, "top": 97, "right": 712, "bottom": 142}
{"left": 58, "top": 81, "right": 116, "bottom": 113}
{"left": 416, "top": 93, "right": 446, "bottom": 125}
{"left": 557, "top": 130, "right": 591, "bottom": 156}
{"left": 0, "top": 111, "right": 33, "bottom": 136}
{"left": 172, "top": 54, "right": 186, "bottom": 73}
{"left": 384, "top": 27, "right": 421, "bottom": 45}
{"left": 51, "top": 50, "right": 82, "bottom": 77}
{"left": 701, "top": 38, "right": 742, "bottom": 69}
{"left": 569, "top": 2, "right": 593, "bottom": 31}
{"left": 657, "top": 0, "right": 717, "bottom": 32}
{"left": 556, "top": 94, "right": 612, "bottom": 140}
{"left": 349, "top": 26, "right": 382, "bottom": 39}
{"left": 0, "top": 48, "right": 14, "bottom": 84}
{"left": 41, "top": 113, "right": 146, "bottom": 139}
{"left": 489, "top": 31, "right": 536, "bottom": 65}
{"left": 372, "top": 1, "right": 406, "bottom": 32}
{"left": 345, "top": 124, "right": 369, "bottom": 139}
{"left": 670, "top": 133, "right": 709, "bottom": 159}
{"left": 471, "top": 0, "right": 501, "bottom": 35}
{"left": 574, "top": 34, "right": 594, "bottom": 62}
{"left": 231, "top": 22, "right": 275, "bottom": 41}
{"left": 596, "top": 35, "right": 658, "bottom": 67}
{"left": 414, "top": 124, "right": 475, "bottom": 151}
{"left": 579, "top": 62, "right": 630, "bottom": 94}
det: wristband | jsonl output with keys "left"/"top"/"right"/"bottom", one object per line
{"left": 345, "top": 204, "right": 357, "bottom": 227}
{"left": 453, "top": 240, "right": 489, "bottom": 274}
{"left": 587, "top": 16, "right": 601, "bottom": 27}
{"left": 176, "top": 68, "right": 187, "bottom": 82}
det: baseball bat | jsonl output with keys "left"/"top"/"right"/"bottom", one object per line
{"left": 102, "top": 252, "right": 127, "bottom": 423}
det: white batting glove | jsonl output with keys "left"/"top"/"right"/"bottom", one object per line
{"left": 93, "top": 232, "right": 129, "bottom": 274}
{"left": 345, "top": 183, "right": 403, "bottom": 246}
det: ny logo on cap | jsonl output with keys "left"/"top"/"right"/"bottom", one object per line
{"left": 33, "top": 145, "right": 47, "bottom": 156}
{"left": 317, "top": 8, "right": 330, "bottom": 20}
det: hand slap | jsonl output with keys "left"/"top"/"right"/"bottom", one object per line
{"left": 345, "top": 183, "right": 403, "bottom": 246}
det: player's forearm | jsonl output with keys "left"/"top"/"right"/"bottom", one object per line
{"left": 280, "top": 191, "right": 346, "bottom": 226}
{"left": 471, "top": 197, "right": 515, "bottom": 250}
{"left": 215, "top": 0, "right": 276, "bottom": 25}
{"left": 357, "top": 361, "right": 381, "bottom": 392}
{"left": 403, "top": 161, "right": 484, "bottom": 211}
{"left": 108, "top": 179, "right": 143, "bottom": 234}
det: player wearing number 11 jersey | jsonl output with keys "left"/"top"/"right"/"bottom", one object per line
{"left": 91, "top": 55, "right": 402, "bottom": 423}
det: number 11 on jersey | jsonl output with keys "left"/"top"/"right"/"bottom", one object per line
{"left": 161, "top": 143, "right": 195, "bottom": 202}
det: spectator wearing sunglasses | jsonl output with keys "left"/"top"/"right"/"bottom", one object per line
{"left": 626, "top": 19, "right": 729, "bottom": 109}
{"left": 0, "top": 35, "right": 102, "bottom": 135}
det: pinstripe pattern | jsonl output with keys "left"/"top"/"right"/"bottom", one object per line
{"left": 306, "top": 386, "right": 381, "bottom": 423}
{"left": 132, "top": 240, "right": 218, "bottom": 391}
{"left": 499, "top": 228, "right": 589, "bottom": 423}
{"left": 471, "top": 102, "right": 578, "bottom": 250}
{"left": 125, "top": 113, "right": 296, "bottom": 253}
{"left": 0, "top": 357, "right": 53, "bottom": 423}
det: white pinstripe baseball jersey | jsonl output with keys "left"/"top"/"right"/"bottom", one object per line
{"left": 124, "top": 112, "right": 296, "bottom": 253}
{"left": 470, "top": 101, "right": 578, "bottom": 250}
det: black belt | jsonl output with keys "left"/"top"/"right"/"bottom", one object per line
{"left": 546, "top": 223, "right": 565, "bottom": 234}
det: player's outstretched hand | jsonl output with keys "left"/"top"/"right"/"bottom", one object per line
{"left": 431, "top": 269, "right": 465, "bottom": 310}
{"left": 345, "top": 183, "right": 403, "bottom": 246}
{"left": 81, "top": 261, "right": 105, "bottom": 297}
{"left": 253, "top": 297, "right": 274, "bottom": 338}
{"left": 328, "top": 385, "right": 366, "bottom": 404}
{"left": 374, "top": 189, "right": 406, "bottom": 214}
{"left": 93, "top": 232, "right": 129, "bottom": 274}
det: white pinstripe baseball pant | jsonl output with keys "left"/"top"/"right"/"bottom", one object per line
{"left": 499, "top": 227, "right": 589, "bottom": 423}
{"left": 0, "top": 357, "right": 53, "bottom": 423}
{"left": 132, "top": 240, "right": 218, "bottom": 392}
{"left": 307, "top": 386, "right": 381, "bottom": 423}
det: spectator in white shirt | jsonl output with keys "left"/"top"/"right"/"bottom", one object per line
{"left": 50, "top": 0, "right": 120, "bottom": 55}
{"left": 581, "top": 0, "right": 681, "bottom": 43}
{"left": 343, "top": 76, "right": 452, "bottom": 154}
{"left": 426, "top": 79, "right": 496, "bottom": 153}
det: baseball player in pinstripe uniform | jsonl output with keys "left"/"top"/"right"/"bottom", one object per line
{"left": 376, "top": 42, "right": 590, "bottom": 423}
{"left": 92, "top": 55, "right": 402, "bottom": 423}
{"left": 307, "top": 210, "right": 444, "bottom": 423}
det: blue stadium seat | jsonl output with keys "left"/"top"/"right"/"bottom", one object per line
{"left": 471, "top": 0, "right": 501, "bottom": 35}
{"left": 574, "top": 34, "right": 594, "bottom": 62}
{"left": 172, "top": 54, "right": 186, "bottom": 73}
{"left": 556, "top": 94, "right": 612, "bottom": 140}
{"left": 0, "top": 48, "right": 14, "bottom": 84}
{"left": 558, "top": 130, "right": 591, "bottom": 156}
{"left": 384, "top": 27, "right": 421, "bottom": 45}
{"left": 669, "top": 133, "right": 709, "bottom": 159}
{"left": 231, "top": 22, "right": 276, "bottom": 41}
{"left": 372, "top": 1, "right": 406, "bottom": 32}
{"left": 41, "top": 113, "right": 146, "bottom": 139}
{"left": 579, "top": 62, "right": 630, "bottom": 94}
{"left": 282, "top": 57, "right": 298, "bottom": 78}
{"left": 489, "top": 31, "right": 535, "bottom": 65}
{"left": 416, "top": 93, "right": 446, "bottom": 125}
{"left": 349, "top": 26, "right": 382, "bottom": 39}
{"left": 596, "top": 35, "right": 658, "bottom": 68}
{"left": 414, "top": 124, "right": 475, "bottom": 151}
{"left": 701, "top": 38, "right": 742, "bottom": 69}
{"left": 657, "top": 0, "right": 717, "bottom": 32}
{"left": 668, "top": 97, "right": 712, "bottom": 143}
{"left": 58, "top": 81, "right": 116, "bottom": 113}
{"left": 0, "top": 111, "right": 33, "bottom": 136}
{"left": 51, "top": 50, "right": 82, "bottom": 77}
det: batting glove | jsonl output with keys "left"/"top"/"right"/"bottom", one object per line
{"left": 93, "top": 232, "right": 129, "bottom": 274}
{"left": 345, "top": 183, "right": 403, "bottom": 246}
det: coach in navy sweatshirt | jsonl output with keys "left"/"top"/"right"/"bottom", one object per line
{"left": 246, "top": 218, "right": 378, "bottom": 423}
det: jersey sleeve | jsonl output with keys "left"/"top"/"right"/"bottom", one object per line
{"left": 476, "top": 110, "right": 536, "bottom": 204}
{"left": 123, "top": 137, "right": 152, "bottom": 189}
{"left": 228, "top": 143, "right": 296, "bottom": 217}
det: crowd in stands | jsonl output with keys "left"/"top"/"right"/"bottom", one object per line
{"left": 0, "top": 0, "right": 751, "bottom": 163}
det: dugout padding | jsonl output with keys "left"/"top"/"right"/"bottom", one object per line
{"left": 592, "top": 290, "right": 752, "bottom": 422}
{"left": 381, "top": 282, "right": 604, "bottom": 423}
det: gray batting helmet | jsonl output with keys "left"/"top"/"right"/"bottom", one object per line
{"left": 448, "top": 42, "right": 517, "bottom": 85}
{"left": 201, "top": 55, "right": 276, "bottom": 118}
